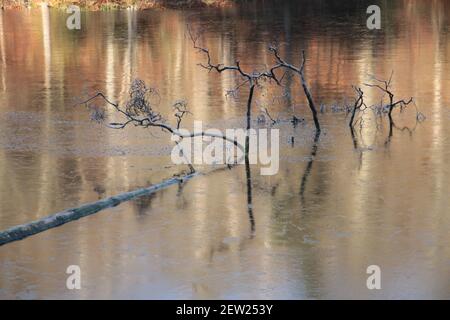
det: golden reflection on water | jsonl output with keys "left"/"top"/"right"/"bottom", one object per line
{"left": 0, "top": 1, "right": 449, "bottom": 298}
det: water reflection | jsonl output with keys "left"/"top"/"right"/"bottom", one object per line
{"left": 0, "top": 0, "right": 449, "bottom": 299}
{"left": 41, "top": 3, "right": 51, "bottom": 92}
{"left": 245, "top": 157, "right": 255, "bottom": 236}
{"left": 299, "top": 131, "right": 320, "bottom": 200}
{"left": 0, "top": 11, "right": 6, "bottom": 92}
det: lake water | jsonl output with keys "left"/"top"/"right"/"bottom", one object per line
{"left": 0, "top": 0, "right": 449, "bottom": 299}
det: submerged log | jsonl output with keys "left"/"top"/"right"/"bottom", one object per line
{"left": 0, "top": 172, "right": 198, "bottom": 246}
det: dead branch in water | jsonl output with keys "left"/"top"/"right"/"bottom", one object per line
{"left": 347, "top": 75, "right": 425, "bottom": 150}
{"left": 77, "top": 79, "right": 246, "bottom": 173}
{"left": 364, "top": 72, "right": 413, "bottom": 142}
{"left": 187, "top": 25, "right": 321, "bottom": 137}
{"left": 187, "top": 25, "right": 284, "bottom": 161}
{"left": 364, "top": 72, "right": 413, "bottom": 117}
{"left": 269, "top": 46, "right": 321, "bottom": 133}
{"left": 0, "top": 172, "right": 198, "bottom": 246}
{"left": 349, "top": 86, "right": 366, "bottom": 128}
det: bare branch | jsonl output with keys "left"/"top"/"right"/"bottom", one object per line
{"left": 268, "top": 46, "right": 320, "bottom": 132}
{"left": 77, "top": 79, "right": 247, "bottom": 173}
{"left": 349, "top": 86, "right": 365, "bottom": 128}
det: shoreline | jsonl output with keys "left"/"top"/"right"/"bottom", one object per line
{"left": 1, "top": 0, "right": 234, "bottom": 11}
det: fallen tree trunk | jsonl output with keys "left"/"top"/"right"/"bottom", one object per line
{"left": 0, "top": 172, "right": 198, "bottom": 246}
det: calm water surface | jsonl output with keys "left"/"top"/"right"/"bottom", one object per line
{"left": 0, "top": 1, "right": 449, "bottom": 299}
